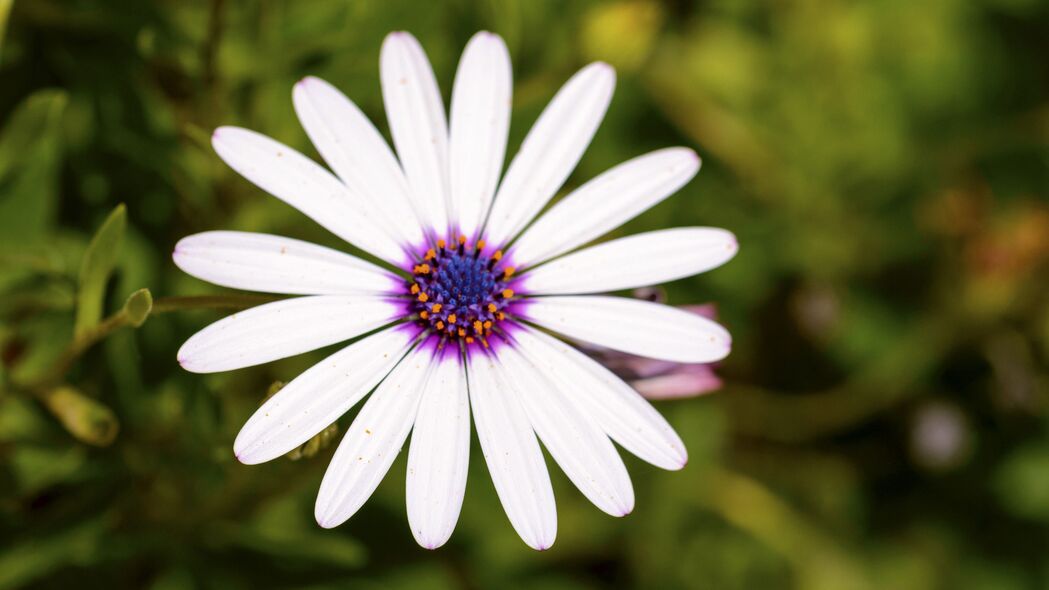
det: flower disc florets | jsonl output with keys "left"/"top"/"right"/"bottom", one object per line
{"left": 408, "top": 236, "right": 515, "bottom": 347}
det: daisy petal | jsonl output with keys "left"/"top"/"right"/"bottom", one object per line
{"left": 448, "top": 31, "right": 512, "bottom": 239}
{"left": 522, "top": 227, "right": 738, "bottom": 295}
{"left": 484, "top": 62, "right": 615, "bottom": 247}
{"left": 381, "top": 31, "right": 449, "bottom": 234}
{"left": 514, "top": 327, "right": 687, "bottom": 470}
{"left": 500, "top": 345, "right": 634, "bottom": 517}
{"left": 523, "top": 295, "right": 731, "bottom": 363}
{"left": 511, "top": 148, "right": 700, "bottom": 267}
{"left": 315, "top": 344, "right": 432, "bottom": 528}
{"left": 468, "top": 351, "right": 557, "bottom": 550}
{"left": 234, "top": 326, "right": 415, "bottom": 464}
{"left": 177, "top": 296, "right": 401, "bottom": 373}
{"left": 406, "top": 353, "right": 470, "bottom": 549}
{"left": 293, "top": 76, "right": 425, "bottom": 248}
{"left": 211, "top": 126, "right": 404, "bottom": 263}
{"left": 174, "top": 231, "right": 399, "bottom": 295}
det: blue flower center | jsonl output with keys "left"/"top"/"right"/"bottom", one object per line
{"left": 408, "top": 237, "right": 515, "bottom": 346}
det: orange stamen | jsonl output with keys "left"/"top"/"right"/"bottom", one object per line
{"left": 448, "top": 314, "right": 457, "bottom": 324}
{"left": 487, "top": 303, "right": 497, "bottom": 313}
{"left": 436, "top": 321, "right": 445, "bottom": 330}
{"left": 419, "top": 311, "right": 429, "bottom": 320}
{"left": 473, "top": 320, "right": 483, "bottom": 333}
{"left": 465, "top": 336, "right": 475, "bottom": 344}
{"left": 424, "top": 249, "right": 436, "bottom": 261}
{"left": 476, "top": 239, "right": 486, "bottom": 250}
{"left": 503, "top": 266, "right": 515, "bottom": 279}
{"left": 437, "top": 239, "right": 446, "bottom": 249}
{"left": 502, "top": 288, "right": 514, "bottom": 299}
{"left": 417, "top": 292, "right": 429, "bottom": 302}
{"left": 492, "top": 250, "right": 503, "bottom": 261}
{"left": 431, "top": 303, "right": 442, "bottom": 313}
{"left": 410, "top": 283, "right": 420, "bottom": 294}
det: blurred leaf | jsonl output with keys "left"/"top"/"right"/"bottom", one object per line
{"left": 74, "top": 203, "right": 126, "bottom": 337}
{"left": 993, "top": 442, "right": 1049, "bottom": 522}
{"left": 123, "top": 287, "right": 152, "bottom": 327}
{"left": 581, "top": 0, "right": 664, "bottom": 71}
{"left": 10, "top": 445, "right": 86, "bottom": 495}
{"left": 0, "top": 516, "right": 108, "bottom": 590}
{"left": 0, "top": 89, "right": 67, "bottom": 244}
{"left": 41, "top": 385, "right": 119, "bottom": 446}
{"left": 0, "top": 0, "right": 11, "bottom": 59}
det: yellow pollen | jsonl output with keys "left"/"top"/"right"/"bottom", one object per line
{"left": 410, "top": 283, "right": 420, "bottom": 294}
{"left": 503, "top": 266, "right": 515, "bottom": 278}
{"left": 473, "top": 320, "right": 483, "bottom": 333}
{"left": 476, "top": 239, "right": 486, "bottom": 250}
{"left": 417, "top": 292, "right": 429, "bottom": 302}
{"left": 436, "top": 239, "right": 446, "bottom": 248}
{"left": 492, "top": 250, "right": 503, "bottom": 261}
{"left": 487, "top": 303, "right": 497, "bottom": 313}
{"left": 431, "top": 303, "right": 442, "bottom": 313}
{"left": 502, "top": 288, "right": 514, "bottom": 299}
{"left": 448, "top": 314, "right": 457, "bottom": 324}
{"left": 424, "top": 249, "right": 436, "bottom": 261}
{"left": 436, "top": 321, "right": 445, "bottom": 330}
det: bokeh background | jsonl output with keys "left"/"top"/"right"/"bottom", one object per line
{"left": 2, "top": 0, "right": 1048, "bottom": 588}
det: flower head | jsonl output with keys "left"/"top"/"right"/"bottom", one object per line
{"left": 174, "top": 31, "right": 738, "bottom": 550}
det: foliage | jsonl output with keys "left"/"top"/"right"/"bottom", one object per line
{"left": 1, "top": 0, "right": 1047, "bottom": 588}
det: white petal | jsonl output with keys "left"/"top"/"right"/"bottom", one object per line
{"left": 522, "top": 227, "right": 738, "bottom": 295}
{"left": 211, "top": 127, "right": 405, "bottom": 264}
{"left": 511, "top": 148, "right": 700, "bottom": 267}
{"left": 381, "top": 31, "right": 449, "bottom": 234}
{"left": 315, "top": 344, "right": 433, "bottom": 528}
{"left": 174, "top": 231, "right": 400, "bottom": 295}
{"left": 177, "top": 296, "right": 401, "bottom": 373}
{"left": 468, "top": 351, "right": 556, "bottom": 550}
{"left": 448, "top": 32, "right": 512, "bottom": 238}
{"left": 406, "top": 352, "right": 470, "bottom": 549}
{"left": 234, "top": 326, "right": 415, "bottom": 464}
{"left": 523, "top": 295, "right": 731, "bottom": 363}
{"left": 513, "top": 327, "right": 687, "bottom": 470}
{"left": 483, "top": 62, "right": 615, "bottom": 248}
{"left": 293, "top": 76, "right": 425, "bottom": 248}
{"left": 499, "top": 344, "right": 634, "bottom": 516}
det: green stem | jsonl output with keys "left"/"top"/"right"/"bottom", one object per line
{"left": 151, "top": 294, "right": 279, "bottom": 314}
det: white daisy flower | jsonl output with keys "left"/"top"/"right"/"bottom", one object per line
{"left": 174, "top": 31, "right": 737, "bottom": 551}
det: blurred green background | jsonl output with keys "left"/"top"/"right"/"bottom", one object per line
{"left": 1, "top": 0, "right": 1048, "bottom": 588}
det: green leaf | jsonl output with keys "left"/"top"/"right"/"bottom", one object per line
{"left": 122, "top": 287, "right": 152, "bottom": 327}
{"left": 0, "top": 89, "right": 67, "bottom": 244}
{"left": 75, "top": 204, "right": 126, "bottom": 337}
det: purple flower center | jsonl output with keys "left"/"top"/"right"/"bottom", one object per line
{"left": 407, "top": 237, "right": 515, "bottom": 347}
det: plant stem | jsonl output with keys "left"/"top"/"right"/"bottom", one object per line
{"left": 151, "top": 294, "right": 279, "bottom": 314}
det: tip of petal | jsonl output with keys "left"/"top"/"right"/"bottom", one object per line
{"left": 315, "top": 510, "right": 341, "bottom": 529}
